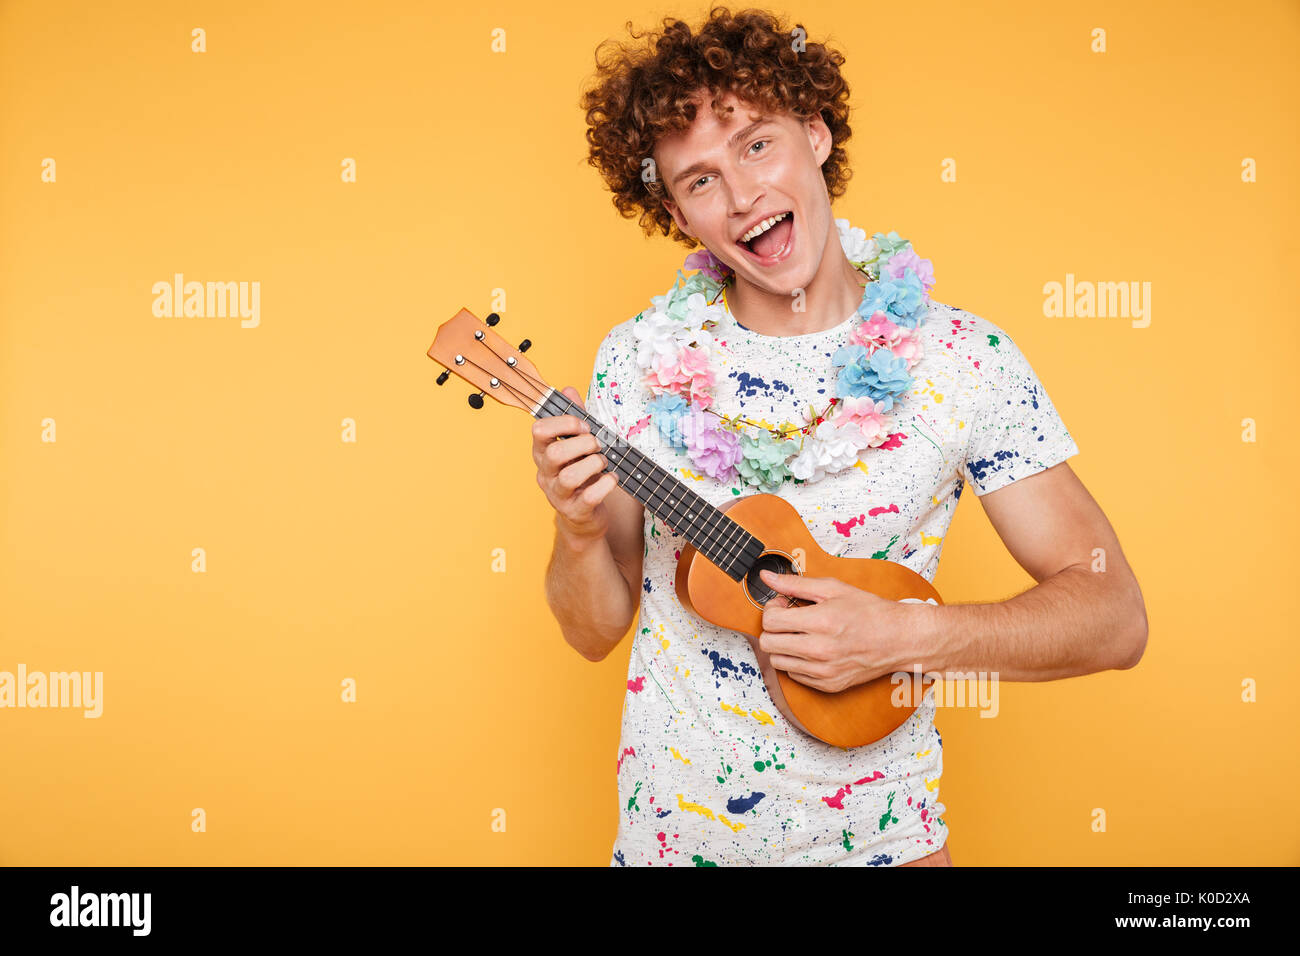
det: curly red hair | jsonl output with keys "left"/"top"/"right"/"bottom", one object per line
{"left": 580, "top": 6, "right": 853, "bottom": 248}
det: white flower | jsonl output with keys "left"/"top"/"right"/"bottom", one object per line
{"left": 835, "top": 218, "right": 879, "bottom": 266}
{"left": 633, "top": 308, "right": 725, "bottom": 375}
{"left": 634, "top": 288, "right": 727, "bottom": 372}
{"left": 788, "top": 420, "right": 872, "bottom": 482}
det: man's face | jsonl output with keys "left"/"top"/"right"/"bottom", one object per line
{"left": 654, "top": 90, "right": 835, "bottom": 294}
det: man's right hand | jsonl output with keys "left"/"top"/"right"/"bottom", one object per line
{"left": 532, "top": 386, "right": 621, "bottom": 543}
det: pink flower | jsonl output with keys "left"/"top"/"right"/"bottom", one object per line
{"left": 892, "top": 329, "right": 925, "bottom": 368}
{"left": 679, "top": 407, "right": 743, "bottom": 481}
{"left": 646, "top": 345, "right": 716, "bottom": 405}
{"left": 851, "top": 310, "right": 899, "bottom": 346}
{"left": 834, "top": 396, "right": 891, "bottom": 446}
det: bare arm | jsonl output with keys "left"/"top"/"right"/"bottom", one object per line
{"left": 915, "top": 461, "right": 1148, "bottom": 679}
{"left": 535, "top": 387, "right": 645, "bottom": 662}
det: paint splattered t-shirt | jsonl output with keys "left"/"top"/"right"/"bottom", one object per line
{"left": 583, "top": 295, "right": 1079, "bottom": 866}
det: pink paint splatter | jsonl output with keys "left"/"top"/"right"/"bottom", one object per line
{"left": 832, "top": 514, "right": 865, "bottom": 537}
{"left": 616, "top": 747, "right": 636, "bottom": 773}
{"left": 868, "top": 503, "right": 898, "bottom": 518}
{"left": 819, "top": 771, "right": 885, "bottom": 809}
{"left": 878, "top": 432, "right": 906, "bottom": 450}
{"left": 627, "top": 676, "right": 645, "bottom": 694}
{"left": 628, "top": 413, "right": 651, "bottom": 438}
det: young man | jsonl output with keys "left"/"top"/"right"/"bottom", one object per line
{"left": 535, "top": 8, "right": 1146, "bottom": 866}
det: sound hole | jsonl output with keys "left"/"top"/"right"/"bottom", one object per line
{"left": 744, "top": 552, "right": 799, "bottom": 607}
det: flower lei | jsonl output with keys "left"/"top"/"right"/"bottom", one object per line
{"left": 632, "top": 219, "right": 936, "bottom": 490}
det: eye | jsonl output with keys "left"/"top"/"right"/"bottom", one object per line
{"left": 748, "top": 138, "right": 771, "bottom": 155}
{"left": 689, "top": 174, "right": 713, "bottom": 192}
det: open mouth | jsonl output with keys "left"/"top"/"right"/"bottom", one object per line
{"left": 737, "top": 211, "right": 795, "bottom": 265}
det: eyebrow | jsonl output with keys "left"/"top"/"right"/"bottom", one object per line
{"left": 669, "top": 117, "right": 772, "bottom": 187}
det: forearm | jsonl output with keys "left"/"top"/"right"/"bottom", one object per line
{"left": 912, "top": 564, "right": 1147, "bottom": 681}
{"left": 544, "top": 519, "right": 638, "bottom": 662}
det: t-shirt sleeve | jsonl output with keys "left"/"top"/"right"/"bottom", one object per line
{"left": 583, "top": 329, "right": 627, "bottom": 440}
{"left": 961, "top": 331, "right": 1079, "bottom": 496}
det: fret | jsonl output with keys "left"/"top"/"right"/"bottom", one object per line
{"left": 537, "top": 389, "right": 762, "bottom": 580}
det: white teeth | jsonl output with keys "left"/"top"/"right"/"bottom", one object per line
{"left": 740, "top": 212, "right": 790, "bottom": 243}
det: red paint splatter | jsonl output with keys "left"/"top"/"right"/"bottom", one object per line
{"left": 867, "top": 503, "right": 898, "bottom": 518}
{"left": 832, "top": 514, "right": 866, "bottom": 537}
{"left": 878, "top": 432, "right": 906, "bottom": 450}
{"left": 627, "top": 676, "right": 645, "bottom": 694}
{"left": 616, "top": 747, "right": 636, "bottom": 773}
{"left": 819, "top": 771, "right": 885, "bottom": 809}
{"left": 656, "top": 831, "right": 680, "bottom": 858}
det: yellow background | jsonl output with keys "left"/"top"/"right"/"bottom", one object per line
{"left": 1, "top": 0, "right": 1296, "bottom": 865}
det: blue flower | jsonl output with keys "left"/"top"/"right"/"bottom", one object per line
{"left": 646, "top": 393, "right": 688, "bottom": 448}
{"left": 834, "top": 347, "right": 913, "bottom": 410}
{"left": 857, "top": 270, "right": 928, "bottom": 328}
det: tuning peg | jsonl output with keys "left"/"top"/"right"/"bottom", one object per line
{"left": 486, "top": 313, "right": 500, "bottom": 326}
{"left": 468, "top": 392, "right": 485, "bottom": 409}
{"left": 436, "top": 369, "right": 450, "bottom": 385}
{"left": 518, "top": 339, "right": 531, "bottom": 352}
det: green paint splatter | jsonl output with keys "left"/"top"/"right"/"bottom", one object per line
{"left": 730, "top": 487, "right": 741, "bottom": 495}
{"left": 691, "top": 854, "right": 718, "bottom": 867}
{"left": 752, "top": 744, "right": 786, "bottom": 773}
{"left": 878, "top": 791, "right": 899, "bottom": 832}
{"left": 715, "top": 759, "right": 733, "bottom": 785}
{"left": 627, "top": 781, "right": 642, "bottom": 813}
{"left": 841, "top": 829, "right": 854, "bottom": 852}
{"left": 871, "top": 534, "right": 900, "bottom": 560}
{"left": 649, "top": 518, "right": 660, "bottom": 539}
{"left": 987, "top": 334, "right": 999, "bottom": 347}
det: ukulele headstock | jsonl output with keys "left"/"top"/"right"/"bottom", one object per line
{"left": 427, "top": 309, "right": 547, "bottom": 413}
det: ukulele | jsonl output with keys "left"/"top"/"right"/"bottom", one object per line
{"left": 428, "top": 308, "right": 943, "bottom": 748}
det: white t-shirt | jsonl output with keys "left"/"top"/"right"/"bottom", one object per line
{"left": 583, "top": 293, "right": 1079, "bottom": 866}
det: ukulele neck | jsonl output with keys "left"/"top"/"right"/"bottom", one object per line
{"left": 537, "top": 389, "right": 762, "bottom": 581}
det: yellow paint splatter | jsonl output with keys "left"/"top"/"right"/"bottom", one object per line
{"left": 720, "top": 702, "right": 776, "bottom": 726}
{"left": 670, "top": 747, "right": 692, "bottom": 765}
{"left": 676, "top": 793, "right": 747, "bottom": 832}
{"left": 920, "top": 533, "right": 943, "bottom": 546}
{"left": 854, "top": 460, "right": 870, "bottom": 475}
{"left": 681, "top": 468, "right": 705, "bottom": 481}
{"left": 915, "top": 748, "right": 932, "bottom": 758}
{"left": 925, "top": 775, "right": 942, "bottom": 792}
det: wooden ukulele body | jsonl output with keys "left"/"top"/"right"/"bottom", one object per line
{"left": 673, "top": 492, "right": 941, "bottom": 748}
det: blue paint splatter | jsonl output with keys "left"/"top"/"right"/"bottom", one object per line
{"left": 867, "top": 852, "right": 894, "bottom": 866}
{"left": 701, "top": 648, "right": 760, "bottom": 687}
{"left": 613, "top": 850, "right": 626, "bottom": 866}
{"left": 726, "top": 792, "right": 766, "bottom": 814}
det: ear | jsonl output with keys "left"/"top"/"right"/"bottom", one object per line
{"left": 662, "top": 195, "right": 696, "bottom": 240}
{"left": 805, "top": 111, "right": 833, "bottom": 167}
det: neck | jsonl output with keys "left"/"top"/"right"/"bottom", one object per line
{"left": 536, "top": 389, "right": 764, "bottom": 581}
{"left": 727, "top": 219, "right": 866, "bottom": 336}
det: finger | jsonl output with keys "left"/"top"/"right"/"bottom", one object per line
{"left": 543, "top": 432, "right": 602, "bottom": 472}
{"left": 532, "top": 413, "right": 590, "bottom": 448}
{"left": 555, "top": 451, "right": 608, "bottom": 496}
{"left": 758, "top": 629, "right": 813, "bottom": 658}
{"left": 759, "top": 570, "right": 839, "bottom": 603}
{"left": 768, "top": 654, "right": 832, "bottom": 681}
{"left": 762, "top": 599, "right": 826, "bottom": 633}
